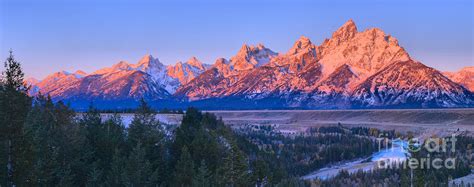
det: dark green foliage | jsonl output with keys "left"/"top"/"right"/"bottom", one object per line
{"left": 219, "top": 143, "right": 249, "bottom": 186}
{"left": 22, "top": 96, "right": 76, "bottom": 185}
{"left": 127, "top": 98, "right": 167, "bottom": 184}
{"left": 0, "top": 50, "right": 31, "bottom": 186}
{"left": 193, "top": 160, "right": 213, "bottom": 187}
{"left": 125, "top": 142, "right": 152, "bottom": 186}
{"left": 173, "top": 146, "right": 194, "bottom": 186}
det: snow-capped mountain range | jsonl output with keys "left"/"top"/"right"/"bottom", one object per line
{"left": 27, "top": 20, "right": 474, "bottom": 109}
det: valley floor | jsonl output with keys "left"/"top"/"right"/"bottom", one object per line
{"left": 208, "top": 109, "right": 474, "bottom": 138}
{"left": 103, "top": 109, "right": 474, "bottom": 137}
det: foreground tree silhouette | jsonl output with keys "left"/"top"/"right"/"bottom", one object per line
{"left": 22, "top": 95, "right": 76, "bottom": 185}
{"left": 0, "top": 50, "right": 31, "bottom": 186}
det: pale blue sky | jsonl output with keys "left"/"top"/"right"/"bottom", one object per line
{"left": 1, "top": 0, "right": 473, "bottom": 79}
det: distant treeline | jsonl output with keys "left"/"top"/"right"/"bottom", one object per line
{"left": 95, "top": 108, "right": 184, "bottom": 114}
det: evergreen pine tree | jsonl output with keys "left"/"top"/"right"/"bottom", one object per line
{"left": 107, "top": 149, "right": 126, "bottom": 186}
{"left": 87, "top": 161, "right": 104, "bottom": 186}
{"left": 126, "top": 142, "right": 152, "bottom": 186}
{"left": 128, "top": 98, "right": 163, "bottom": 152}
{"left": 57, "top": 164, "right": 75, "bottom": 186}
{"left": 23, "top": 96, "right": 59, "bottom": 185}
{"left": 22, "top": 95, "right": 79, "bottom": 185}
{"left": 0, "top": 50, "right": 31, "bottom": 186}
{"left": 173, "top": 146, "right": 194, "bottom": 186}
{"left": 220, "top": 143, "right": 249, "bottom": 186}
{"left": 192, "top": 160, "right": 212, "bottom": 187}
{"left": 127, "top": 99, "right": 165, "bottom": 184}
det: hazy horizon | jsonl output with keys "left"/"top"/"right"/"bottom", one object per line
{"left": 1, "top": 0, "right": 473, "bottom": 79}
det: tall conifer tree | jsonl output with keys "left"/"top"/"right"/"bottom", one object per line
{"left": 0, "top": 50, "right": 31, "bottom": 186}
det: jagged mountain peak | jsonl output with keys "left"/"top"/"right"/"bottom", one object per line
{"left": 256, "top": 43, "right": 266, "bottom": 49}
{"left": 288, "top": 36, "right": 315, "bottom": 54}
{"left": 214, "top": 58, "right": 229, "bottom": 65}
{"left": 230, "top": 43, "right": 277, "bottom": 71}
{"left": 29, "top": 20, "right": 473, "bottom": 109}
{"left": 270, "top": 36, "right": 318, "bottom": 72}
{"left": 234, "top": 43, "right": 272, "bottom": 55}
{"left": 138, "top": 54, "right": 154, "bottom": 63}
{"left": 186, "top": 56, "right": 206, "bottom": 70}
{"left": 237, "top": 43, "right": 268, "bottom": 52}
{"left": 213, "top": 58, "right": 230, "bottom": 68}
{"left": 332, "top": 19, "right": 358, "bottom": 41}
{"left": 297, "top": 35, "right": 311, "bottom": 43}
{"left": 318, "top": 20, "right": 410, "bottom": 79}
{"left": 167, "top": 57, "right": 208, "bottom": 85}
{"left": 238, "top": 43, "right": 251, "bottom": 52}
{"left": 210, "top": 58, "right": 233, "bottom": 76}
{"left": 135, "top": 54, "right": 163, "bottom": 69}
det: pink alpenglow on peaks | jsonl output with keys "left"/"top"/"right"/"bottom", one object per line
{"left": 443, "top": 66, "right": 474, "bottom": 92}
{"left": 318, "top": 19, "right": 411, "bottom": 84}
{"left": 167, "top": 57, "right": 208, "bottom": 85}
{"left": 329, "top": 19, "right": 358, "bottom": 45}
{"left": 74, "top": 70, "right": 87, "bottom": 77}
{"left": 28, "top": 19, "right": 474, "bottom": 109}
{"left": 174, "top": 19, "right": 472, "bottom": 108}
{"left": 186, "top": 57, "right": 207, "bottom": 71}
{"left": 229, "top": 43, "right": 278, "bottom": 71}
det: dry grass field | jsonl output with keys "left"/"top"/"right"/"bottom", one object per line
{"left": 208, "top": 109, "right": 474, "bottom": 138}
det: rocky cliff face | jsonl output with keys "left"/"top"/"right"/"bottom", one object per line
{"left": 230, "top": 44, "right": 278, "bottom": 71}
{"left": 167, "top": 57, "right": 208, "bottom": 85}
{"left": 444, "top": 67, "right": 474, "bottom": 92}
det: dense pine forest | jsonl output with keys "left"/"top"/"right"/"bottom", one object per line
{"left": 1, "top": 51, "right": 473, "bottom": 186}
